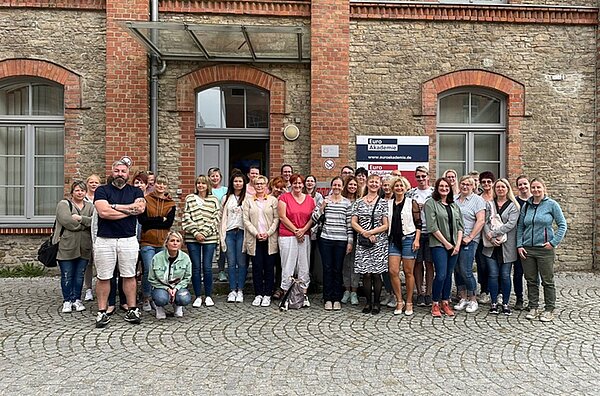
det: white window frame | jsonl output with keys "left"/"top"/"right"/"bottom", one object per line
{"left": 0, "top": 79, "right": 64, "bottom": 226}
{"left": 436, "top": 88, "right": 506, "bottom": 178}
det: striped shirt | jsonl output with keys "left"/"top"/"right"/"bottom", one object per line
{"left": 455, "top": 193, "right": 486, "bottom": 242}
{"left": 311, "top": 197, "right": 353, "bottom": 244}
{"left": 182, "top": 194, "right": 221, "bottom": 244}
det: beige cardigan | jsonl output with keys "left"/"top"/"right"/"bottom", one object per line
{"left": 242, "top": 195, "right": 280, "bottom": 256}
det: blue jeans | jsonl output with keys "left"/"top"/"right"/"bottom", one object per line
{"left": 252, "top": 240, "right": 275, "bottom": 297}
{"left": 187, "top": 242, "right": 216, "bottom": 297}
{"left": 58, "top": 258, "right": 88, "bottom": 302}
{"left": 513, "top": 258, "right": 524, "bottom": 301}
{"left": 152, "top": 288, "right": 192, "bottom": 306}
{"left": 455, "top": 240, "right": 478, "bottom": 297}
{"left": 226, "top": 229, "right": 247, "bottom": 291}
{"left": 431, "top": 246, "right": 458, "bottom": 302}
{"left": 319, "top": 238, "right": 346, "bottom": 302}
{"left": 140, "top": 245, "right": 164, "bottom": 298}
{"left": 486, "top": 256, "right": 512, "bottom": 305}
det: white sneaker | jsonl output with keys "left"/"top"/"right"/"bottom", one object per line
{"left": 174, "top": 305, "right": 184, "bottom": 318}
{"left": 252, "top": 295, "right": 263, "bottom": 306}
{"left": 62, "top": 301, "right": 73, "bottom": 313}
{"left": 73, "top": 300, "right": 86, "bottom": 312}
{"left": 142, "top": 301, "right": 152, "bottom": 312}
{"left": 227, "top": 291, "right": 237, "bottom": 303}
{"left": 204, "top": 296, "right": 215, "bottom": 307}
{"left": 454, "top": 299, "right": 469, "bottom": 311}
{"left": 465, "top": 300, "right": 479, "bottom": 313}
{"left": 236, "top": 291, "right": 244, "bottom": 303}
{"left": 303, "top": 295, "right": 310, "bottom": 308}
{"left": 193, "top": 297, "right": 202, "bottom": 308}
{"left": 155, "top": 306, "right": 166, "bottom": 319}
{"left": 261, "top": 296, "right": 271, "bottom": 307}
{"left": 539, "top": 310, "right": 554, "bottom": 322}
{"left": 478, "top": 293, "right": 491, "bottom": 304}
{"left": 525, "top": 308, "right": 541, "bottom": 320}
{"left": 84, "top": 288, "right": 93, "bottom": 301}
{"left": 386, "top": 295, "right": 397, "bottom": 308}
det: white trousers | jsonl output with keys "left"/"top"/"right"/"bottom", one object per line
{"left": 278, "top": 236, "right": 311, "bottom": 291}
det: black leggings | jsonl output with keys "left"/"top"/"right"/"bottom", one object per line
{"left": 363, "top": 273, "right": 383, "bottom": 306}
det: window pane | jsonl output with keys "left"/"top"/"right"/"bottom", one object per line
{"left": 0, "top": 126, "right": 25, "bottom": 186}
{"left": 246, "top": 88, "right": 269, "bottom": 128}
{"left": 197, "top": 87, "right": 224, "bottom": 128}
{"left": 35, "top": 127, "right": 64, "bottom": 155}
{"left": 471, "top": 94, "right": 501, "bottom": 124}
{"left": 474, "top": 162, "right": 500, "bottom": 178}
{"left": 439, "top": 93, "right": 469, "bottom": 124}
{"left": 474, "top": 134, "right": 500, "bottom": 161}
{"left": 439, "top": 134, "right": 466, "bottom": 161}
{"left": 439, "top": 163, "right": 466, "bottom": 178}
{"left": 0, "top": 82, "right": 29, "bottom": 115}
{"left": 0, "top": 157, "right": 25, "bottom": 185}
{"left": 35, "top": 187, "right": 63, "bottom": 216}
{"left": 35, "top": 157, "right": 64, "bottom": 186}
{"left": 32, "top": 84, "right": 64, "bottom": 116}
{"left": 224, "top": 88, "right": 245, "bottom": 128}
{"left": 0, "top": 187, "right": 24, "bottom": 215}
{"left": 0, "top": 126, "right": 24, "bottom": 155}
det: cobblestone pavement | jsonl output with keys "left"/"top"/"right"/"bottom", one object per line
{"left": 0, "top": 272, "right": 599, "bottom": 395}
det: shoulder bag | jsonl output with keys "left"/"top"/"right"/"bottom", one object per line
{"left": 357, "top": 197, "right": 380, "bottom": 248}
{"left": 483, "top": 201, "right": 507, "bottom": 248}
{"left": 37, "top": 200, "right": 73, "bottom": 267}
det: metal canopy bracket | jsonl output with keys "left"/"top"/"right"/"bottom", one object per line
{"left": 123, "top": 22, "right": 310, "bottom": 64}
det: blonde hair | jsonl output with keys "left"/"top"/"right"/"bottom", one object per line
{"left": 493, "top": 178, "right": 520, "bottom": 211}
{"left": 390, "top": 176, "right": 411, "bottom": 193}
{"left": 459, "top": 175, "right": 475, "bottom": 187}
{"left": 530, "top": 177, "right": 547, "bottom": 196}
{"left": 86, "top": 174, "right": 101, "bottom": 184}
{"left": 194, "top": 174, "right": 213, "bottom": 196}
{"left": 163, "top": 230, "right": 184, "bottom": 248}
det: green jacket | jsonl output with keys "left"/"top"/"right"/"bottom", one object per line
{"left": 53, "top": 199, "right": 94, "bottom": 260}
{"left": 424, "top": 199, "right": 464, "bottom": 248}
{"left": 148, "top": 250, "right": 192, "bottom": 291}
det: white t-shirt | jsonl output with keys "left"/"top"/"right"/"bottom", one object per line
{"left": 408, "top": 187, "right": 433, "bottom": 233}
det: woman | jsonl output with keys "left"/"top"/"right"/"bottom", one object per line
{"left": 138, "top": 175, "right": 176, "bottom": 311}
{"left": 351, "top": 174, "right": 389, "bottom": 314}
{"left": 221, "top": 172, "right": 248, "bottom": 303}
{"left": 476, "top": 171, "right": 496, "bottom": 304}
{"left": 146, "top": 171, "right": 156, "bottom": 194}
{"left": 269, "top": 176, "right": 287, "bottom": 299}
{"left": 381, "top": 176, "right": 394, "bottom": 200}
{"left": 304, "top": 174, "right": 324, "bottom": 288}
{"left": 277, "top": 174, "right": 315, "bottom": 307}
{"left": 517, "top": 178, "right": 567, "bottom": 322}
{"left": 341, "top": 176, "right": 360, "bottom": 305}
{"left": 312, "top": 176, "right": 353, "bottom": 311}
{"left": 133, "top": 172, "right": 149, "bottom": 195}
{"left": 82, "top": 174, "right": 100, "bottom": 302}
{"left": 454, "top": 175, "right": 486, "bottom": 314}
{"left": 442, "top": 169, "right": 460, "bottom": 197}
{"left": 243, "top": 175, "right": 280, "bottom": 307}
{"left": 513, "top": 175, "right": 532, "bottom": 310}
{"left": 482, "top": 178, "right": 520, "bottom": 316}
{"left": 425, "top": 178, "right": 463, "bottom": 317}
{"left": 387, "top": 176, "right": 422, "bottom": 316}
{"left": 148, "top": 231, "right": 192, "bottom": 319}
{"left": 379, "top": 175, "right": 396, "bottom": 309}
{"left": 55, "top": 181, "right": 94, "bottom": 313}
{"left": 182, "top": 174, "right": 221, "bottom": 308}
{"left": 355, "top": 167, "right": 368, "bottom": 198}
{"left": 209, "top": 167, "right": 229, "bottom": 283}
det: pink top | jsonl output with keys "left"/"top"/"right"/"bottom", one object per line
{"left": 278, "top": 192, "right": 316, "bottom": 237}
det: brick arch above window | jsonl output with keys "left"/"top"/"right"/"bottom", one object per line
{"left": 0, "top": 58, "right": 82, "bottom": 108}
{"left": 421, "top": 69, "right": 525, "bottom": 178}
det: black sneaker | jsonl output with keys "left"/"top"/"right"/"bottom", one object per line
{"left": 514, "top": 299, "right": 524, "bottom": 311}
{"left": 489, "top": 304, "right": 499, "bottom": 315}
{"left": 124, "top": 308, "right": 142, "bottom": 324}
{"left": 95, "top": 312, "right": 110, "bottom": 328}
{"left": 424, "top": 295, "right": 433, "bottom": 306}
{"left": 502, "top": 304, "right": 512, "bottom": 316}
{"left": 416, "top": 294, "right": 426, "bottom": 307}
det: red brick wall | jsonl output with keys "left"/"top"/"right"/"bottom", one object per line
{"left": 421, "top": 69, "right": 525, "bottom": 180}
{"left": 105, "top": 0, "right": 149, "bottom": 173}
{"left": 310, "top": 0, "right": 350, "bottom": 181}
{"left": 176, "top": 64, "right": 286, "bottom": 195}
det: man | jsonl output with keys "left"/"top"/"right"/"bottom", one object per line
{"left": 340, "top": 165, "right": 354, "bottom": 180}
{"left": 93, "top": 158, "right": 146, "bottom": 328}
{"left": 406, "top": 165, "right": 435, "bottom": 307}
{"left": 280, "top": 164, "right": 293, "bottom": 192}
{"left": 246, "top": 165, "right": 261, "bottom": 196}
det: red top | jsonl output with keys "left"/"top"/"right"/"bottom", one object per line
{"left": 278, "top": 192, "right": 316, "bottom": 237}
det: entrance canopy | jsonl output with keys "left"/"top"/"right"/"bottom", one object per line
{"left": 124, "top": 22, "right": 310, "bottom": 63}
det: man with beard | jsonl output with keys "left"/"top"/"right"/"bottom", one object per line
{"left": 93, "top": 158, "right": 146, "bottom": 328}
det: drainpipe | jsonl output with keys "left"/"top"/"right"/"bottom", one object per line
{"left": 149, "top": 0, "right": 161, "bottom": 173}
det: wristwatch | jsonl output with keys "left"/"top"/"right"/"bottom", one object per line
{"left": 111, "top": 204, "right": 117, "bottom": 210}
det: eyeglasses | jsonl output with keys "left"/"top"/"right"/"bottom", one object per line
{"left": 415, "top": 175, "right": 427, "bottom": 179}
{"left": 342, "top": 171, "right": 353, "bottom": 175}
{"left": 481, "top": 180, "right": 493, "bottom": 184}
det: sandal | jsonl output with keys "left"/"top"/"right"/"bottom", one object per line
{"left": 394, "top": 301, "right": 405, "bottom": 315}
{"left": 404, "top": 303, "right": 414, "bottom": 316}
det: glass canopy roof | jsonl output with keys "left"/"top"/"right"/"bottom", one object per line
{"left": 124, "top": 22, "right": 310, "bottom": 63}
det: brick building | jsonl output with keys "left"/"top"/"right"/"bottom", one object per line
{"left": 0, "top": 0, "right": 596, "bottom": 269}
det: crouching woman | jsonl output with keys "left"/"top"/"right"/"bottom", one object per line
{"left": 148, "top": 231, "right": 193, "bottom": 319}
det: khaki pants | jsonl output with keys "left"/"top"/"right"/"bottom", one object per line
{"left": 522, "top": 246, "right": 556, "bottom": 311}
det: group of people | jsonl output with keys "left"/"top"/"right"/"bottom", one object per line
{"left": 52, "top": 156, "right": 567, "bottom": 328}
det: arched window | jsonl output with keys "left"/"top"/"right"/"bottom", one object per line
{"left": 437, "top": 88, "right": 506, "bottom": 178}
{"left": 0, "top": 77, "right": 64, "bottom": 223}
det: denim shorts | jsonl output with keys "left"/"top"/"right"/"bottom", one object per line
{"left": 388, "top": 234, "right": 416, "bottom": 259}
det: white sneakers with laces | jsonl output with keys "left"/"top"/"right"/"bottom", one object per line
{"left": 62, "top": 301, "right": 72, "bottom": 313}
{"left": 465, "top": 300, "right": 479, "bottom": 313}
{"left": 193, "top": 297, "right": 202, "bottom": 308}
{"left": 73, "top": 300, "right": 86, "bottom": 312}
{"left": 252, "top": 295, "right": 263, "bottom": 306}
{"left": 235, "top": 291, "right": 244, "bottom": 303}
{"left": 155, "top": 306, "right": 166, "bottom": 320}
{"left": 260, "top": 296, "right": 271, "bottom": 307}
{"left": 227, "top": 291, "right": 237, "bottom": 303}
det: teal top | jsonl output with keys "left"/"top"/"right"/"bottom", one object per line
{"left": 517, "top": 196, "right": 567, "bottom": 248}
{"left": 148, "top": 250, "right": 192, "bottom": 291}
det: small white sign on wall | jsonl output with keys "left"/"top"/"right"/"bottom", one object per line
{"left": 321, "top": 145, "right": 339, "bottom": 158}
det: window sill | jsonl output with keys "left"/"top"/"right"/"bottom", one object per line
{"left": 0, "top": 227, "right": 53, "bottom": 235}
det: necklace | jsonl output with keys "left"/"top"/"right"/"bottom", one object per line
{"left": 363, "top": 194, "right": 378, "bottom": 204}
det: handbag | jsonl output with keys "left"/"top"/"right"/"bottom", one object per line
{"left": 483, "top": 201, "right": 508, "bottom": 248}
{"left": 315, "top": 212, "right": 326, "bottom": 239}
{"left": 37, "top": 200, "right": 73, "bottom": 267}
{"left": 357, "top": 197, "right": 380, "bottom": 248}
